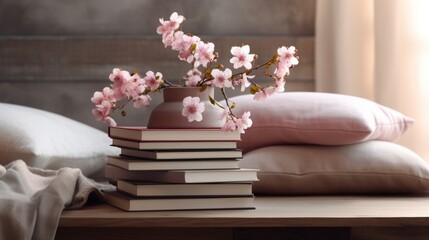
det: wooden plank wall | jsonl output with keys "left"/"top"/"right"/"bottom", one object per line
{"left": 0, "top": 0, "right": 315, "bottom": 129}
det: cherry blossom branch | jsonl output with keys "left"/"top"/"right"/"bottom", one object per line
{"left": 220, "top": 88, "right": 239, "bottom": 119}
{"left": 231, "top": 58, "right": 275, "bottom": 78}
{"left": 91, "top": 12, "right": 298, "bottom": 132}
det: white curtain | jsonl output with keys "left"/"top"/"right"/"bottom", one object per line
{"left": 316, "top": 0, "right": 429, "bottom": 160}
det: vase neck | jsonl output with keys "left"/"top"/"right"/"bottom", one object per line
{"left": 163, "top": 87, "right": 214, "bottom": 102}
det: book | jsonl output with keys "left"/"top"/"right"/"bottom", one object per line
{"left": 108, "top": 126, "right": 241, "bottom": 142}
{"left": 117, "top": 180, "right": 253, "bottom": 197}
{"left": 102, "top": 190, "right": 255, "bottom": 211}
{"left": 112, "top": 138, "right": 238, "bottom": 150}
{"left": 120, "top": 148, "right": 243, "bottom": 160}
{"left": 105, "top": 164, "right": 259, "bottom": 183}
{"left": 108, "top": 156, "right": 239, "bottom": 171}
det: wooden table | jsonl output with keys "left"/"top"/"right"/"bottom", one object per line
{"left": 57, "top": 195, "right": 429, "bottom": 240}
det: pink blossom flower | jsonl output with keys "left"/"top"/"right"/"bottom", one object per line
{"left": 253, "top": 89, "right": 269, "bottom": 101}
{"left": 121, "top": 74, "right": 146, "bottom": 99}
{"left": 162, "top": 32, "right": 175, "bottom": 47}
{"left": 275, "top": 79, "right": 286, "bottom": 93}
{"left": 238, "top": 73, "right": 254, "bottom": 92}
{"left": 109, "top": 68, "right": 132, "bottom": 100}
{"left": 91, "top": 108, "right": 104, "bottom": 122}
{"left": 254, "top": 86, "right": 277, "bottom": 101}
{"left": 229, "top": 45, "right": 255, "bottom": 69}
{"left": 130, "top": 73, "right": 145, "bottom": 85}
{"left": 92, "top": 113, "right": 116, "bottom": 126}
{"left": 104, "top": 116, "right": 117, "bottom": 126}
{"left": 172, "top": 32, "right": 200, "bottom": 63}
{"left": 211, "top": 68, "right": 233, "bottom": 88}
{"left": 274, "top": 46, "right": 298, "bottom": 80}
{"left": 91, "top": 88, "right": 117, "bottom": 126}
{"left": 265, "top": 86, "right": 277, "bottom": 96}
{"left": 133, "top": 95, "right": 152, "bottom": 108}
{"left": 182, "top": 96, "right": 205, "bottom": 122}
{"left": 91, "top": 92, "right": 104, "bottom": 104}
{"left": 92, "top": 100, "right": 117, "bottom": 126}
{"left": 121, "top": 81, "right": 137, "bottom": 98}
{"left": 92, "top": 111, "right": 117, "bottom": 126}
{"left": 91, "top": 87, "right": 115, "bottom": 105}
{"left": 133, "top": 84, "right": 146, "bottom": 97}
{"left": 95, "top": 100, "right": 112, "bottom": 117}
{"left": 220, "top": 111, "right": 251, "bottom": 133}
{"left": 274, "top": 62, "right": 290, "bottom": 80}
{"left": 156, "top": 12, "right": 185, "bottom": 37}
{"left": 194, "top": 41, "right": 215, "bottom": 68}
{"left": 171, "top": 31, "right": 184, "bottom": 46}
{"left": 144, "top": 71, "right": 164, "bottom": 91}
{"left": 184, "top": 69, "right": 202, "bottom": 87}
{"left": 131, "top": 74, "right": 146, "bottom": 93}
{"left": 235, "top": 111, "right": 253, "bottom": 133}
{"left": 109, "top": 68, "right": 130, "bottom": 83}
{"left": 171, "top": 31, "right": 185, "bottom": 51}
{"left": 277, "top": 46, "right": 299, "bottom": 68}
{"left": 222, "top": 119, "right": 237, "bottom": 132}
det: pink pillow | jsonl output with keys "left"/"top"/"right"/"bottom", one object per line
{"left": 229, "top": 92, "right": 414, "bottom": 153}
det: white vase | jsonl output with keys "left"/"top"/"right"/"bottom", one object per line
{"left": 147, "top": 87, "right": 223, "bottom": 129}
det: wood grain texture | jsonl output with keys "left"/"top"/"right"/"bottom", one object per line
{"left": 59, "top": 195, "right": 429, "bottom": 228}
{"left": 0, "top": 36, "right": 314, "bottom": 82}
{"left": 0, "top": 0, "right": 315, "bottom": 36}
{"left": 55, "top": 227, "right": 351, "bottom": 240}
{"left": 55, "top": 227, "right": 233, "bottom": 240}
{"left": 351, "top": 227, "right": 429, "bottom": 240}
{"left": 234, "top": 227, "right": 351, "bottom": 240}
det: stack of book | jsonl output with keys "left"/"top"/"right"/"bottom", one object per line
{"left": 103, "top": 126, "right": 259, "bottom": 211}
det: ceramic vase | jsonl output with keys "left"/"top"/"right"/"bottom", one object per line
{"left": 147, "top": 87, "right": 223, "bottom": 129}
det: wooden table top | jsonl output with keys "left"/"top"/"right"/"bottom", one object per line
{"left": 59, "top": 195, "right": 429, "bottom": 228}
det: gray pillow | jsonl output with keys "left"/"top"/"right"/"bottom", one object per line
{"left": 240, "top": 141, "right": 429, "bottom": 194}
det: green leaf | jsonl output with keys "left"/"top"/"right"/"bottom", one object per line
{"left": 230, "top": 102, "right": 236, "bottom": 109}
{"left": 190, "top": 43, "right": 197, "bottom": 52}
{"left": 250, "top": 85, "right": 260, "bottom": 95}
{"left": 208, "top": 95, "right": 216, "bottom": 105}
{"left": 199, "top": 85, "right": 208, "bottom": 92}
{"left": 272, "top": 53, "right": 279, "bottom": 62}
{"left": 202, "top": 68, "right": 212, "bottom": 80}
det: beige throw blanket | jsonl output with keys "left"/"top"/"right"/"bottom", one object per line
{"left": 0, "top": 160, "right": 113, "bottom": 240}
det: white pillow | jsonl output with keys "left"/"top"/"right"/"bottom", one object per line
{"left": 0, "top": 103, "right": 119, "bottom": 178}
